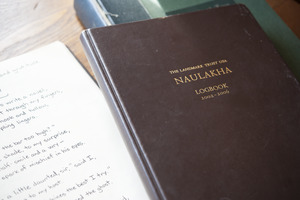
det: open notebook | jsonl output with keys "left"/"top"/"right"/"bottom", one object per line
{"left": 0, "top": 42, "right": 149, "bottom": 200}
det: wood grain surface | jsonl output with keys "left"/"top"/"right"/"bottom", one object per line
{"left": 0, "top": 0, "right": 91, "bottom": 75}
{"left": 0, "top": 0, "right": 299, "bottom": 79}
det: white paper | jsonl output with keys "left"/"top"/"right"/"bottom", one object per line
{"left": 0, "top": 42, "right": 149, "bottom": 200}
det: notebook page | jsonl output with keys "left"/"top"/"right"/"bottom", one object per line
{"left": 0, "top": 42, "right": 149, "bottom": 200}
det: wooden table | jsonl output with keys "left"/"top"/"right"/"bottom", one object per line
{"left": 0, "top": 0, "right": 91, "bottom": 75}
{"left": 0, "top": 0, "right": 299, "bottom": 79}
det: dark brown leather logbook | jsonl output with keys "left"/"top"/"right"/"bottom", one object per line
{"left": 81, "top": 4, "right": 300, "bottom": 200}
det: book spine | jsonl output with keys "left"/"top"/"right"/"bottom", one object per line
{"left": 74, "top": 0, "right": 113, "bottom": 28}
{"left": 80, "top": 31, "right": 164, "bottom": 200}
{"left": 99, "top": 0, "right": 151, "bottom": 24}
